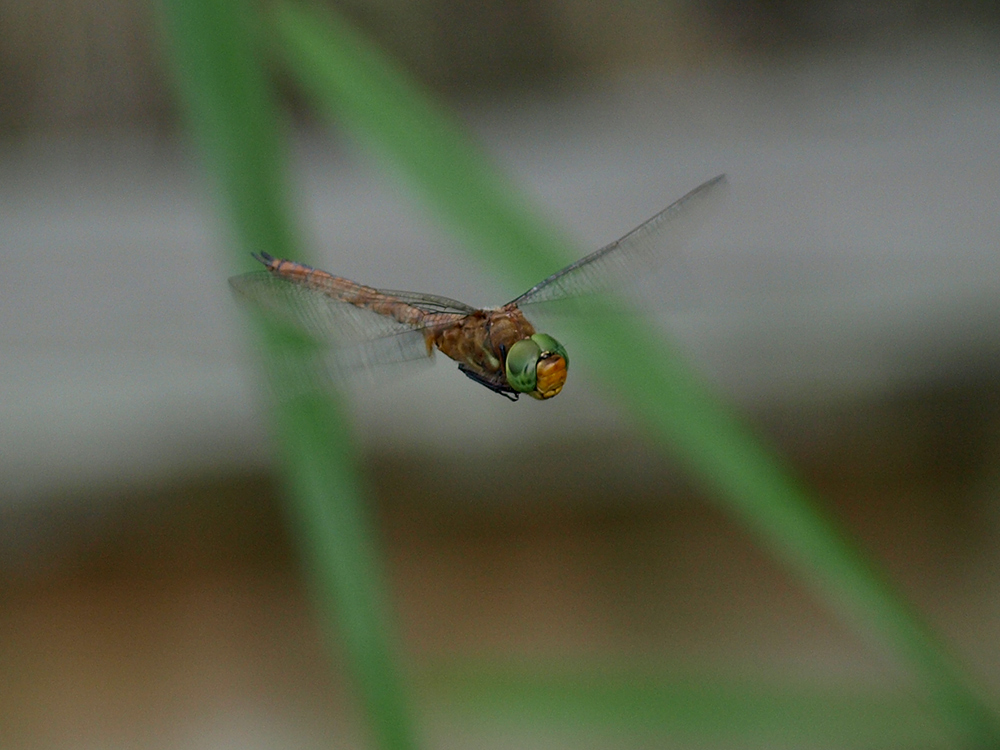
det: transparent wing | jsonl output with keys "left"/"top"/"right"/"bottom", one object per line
{"left": 263, "top": 327, "right": 437, "bottom": 398}
{"left": 258, "top": 325, "right": 439, "bottom": 404}
{"left": 322, "top": 328, "right": 436, "bottom": 375}
{"left": 229, "top": 272, "right": 469, "bottom": 343}
{"left": 510, "top": 174, "right": 728, "bottom": 308}
{"left": 373, "top": 288, "right": 477, "bottom": 315}
{"left": 228, "top": 271, "right": 466, "bottom": 370}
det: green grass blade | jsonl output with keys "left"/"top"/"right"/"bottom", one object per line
{"left": 273, "top": 4, "right": 999, "bottom": 745}
{"left": 424, "top": 661, "right": 950, "bottom": 747}
{"left": 156, "top": 2, "right": 418, "bottom": 748}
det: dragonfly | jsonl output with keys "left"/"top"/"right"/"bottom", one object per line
{"left": 229, "top": 174, "right": 726, "bottom": 401}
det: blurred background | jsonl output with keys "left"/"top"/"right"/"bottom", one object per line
{"left": 2, "top": 0, "right": 1000, "bottom": 747}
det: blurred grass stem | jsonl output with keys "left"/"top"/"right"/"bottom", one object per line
{"left": 157, "top": 1, "right": 418, "bottom": 748}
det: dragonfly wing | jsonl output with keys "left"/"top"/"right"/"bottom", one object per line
{"left": 323, "top": 327, "right": 437, "bottom": 375}
{"left": 229, "top": 271, "right": 468, "bottom": 371}
{"left": 229, "top": 271, "right": 475, "bottom": 342}
{"left": 229, "top": 271, "right": 416, "bottom": 344}
{"left": 373, "top": 289, "right": 477, "bottom": 315}
{"left": 510, "top": 174, "right": 728, "bottom": 308}
{"left": 257, "top": 325, "right": 442, "bottom": 404}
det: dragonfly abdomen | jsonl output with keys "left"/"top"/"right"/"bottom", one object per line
{"left": 256, "top": 252, "right": 430, "bottom": 329}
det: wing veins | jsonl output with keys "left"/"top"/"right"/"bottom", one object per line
{"left": 510, "top": 174, "right": 727, "bottom": 307}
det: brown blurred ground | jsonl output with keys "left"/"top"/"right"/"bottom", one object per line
{"left": 4, "top": 380, "right": 999, "bottom": 747}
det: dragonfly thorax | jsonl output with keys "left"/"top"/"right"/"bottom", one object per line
{"left": 431, "top": 309, "right": 568, "bottom": 400}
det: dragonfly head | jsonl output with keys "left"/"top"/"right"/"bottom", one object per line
{"left": 505, "top": 333, "right": 569, "bottom": 400}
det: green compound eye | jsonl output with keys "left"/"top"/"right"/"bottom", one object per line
{"left": 529, "top": 333, "right": 568, "bottom": 368}
{"left": 505, "top": 338, "right": 542, "bottom": 393}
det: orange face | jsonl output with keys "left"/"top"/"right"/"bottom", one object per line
{"left": 530, "top": 354, "right": 568, "bottom": 399}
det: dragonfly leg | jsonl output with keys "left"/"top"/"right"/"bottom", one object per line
{"left": 458, "top": 365, "right": 519, "bottom": 401}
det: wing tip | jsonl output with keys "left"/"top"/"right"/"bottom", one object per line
{"left": 676, "top": 173, "right": 730, "bottom": 208}
{"left": 698, "top": 173, "right": 728, "bottom": 193}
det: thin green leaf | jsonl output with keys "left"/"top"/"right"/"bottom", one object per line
{"left": 424, "top": 661, "right": 950, "bottom": 747}
{"left": 156, "top": 1, "right": 418, "bottom": 748}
